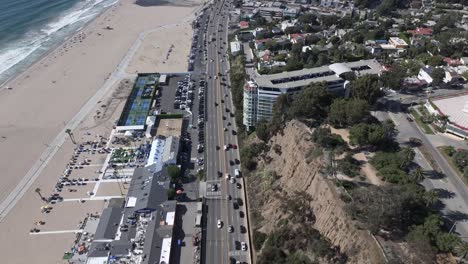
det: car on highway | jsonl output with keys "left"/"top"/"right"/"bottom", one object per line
{"left": 217, "top": 219, "right": 223, "bottom": 229}
{"left": 224, "top": 144, "right": 229, "bottom": 150}
{"left": 226, "top": 194, "right": 231, "bottom": 200}
{"left": 228, "top": 225, "right": 233, "bottom": 233}
{"left": 241, "top": 242, "right": 247, "bottom": 251}
{"left": 225, "top": 173, "right": 230, "bottom": 179}
{"left": 240, "top": 225, "right": 246, "bottom": 233}
{"left": 231, "top": 144, "right": 237, "bottom": 149}
{"left": 230, "top": 177, "right": 236, "bottom": 184}
{"left": 211, "top": 184, "right": 217, "bottom": 192}
{"left": 236, "top": 183, "right": 241, "bottom": 189}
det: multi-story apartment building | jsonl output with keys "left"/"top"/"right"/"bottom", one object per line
{"left": 243, "top": 59, "right": 382, "bottom": 129}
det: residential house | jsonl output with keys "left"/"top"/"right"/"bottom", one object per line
{"left": 408, "top": 27, "right": 433, "bottom": 37}
{"left": 288, "top": 33, "right": 307, "bottom": 44}
{"left": 239, "top": 21, "right": 250, "bottom": 29}
{"left": 254, "top": 39, "right": 269, "bottom": 50}
{"left": 461, "top": 57, "right": 468, "bottom": 65}
{"left": 418, "top": 66, "right": 434, "bottom": 84}
{"left": 444, "top": 69, "right": 466, "bottom": 84}
{"left": 271, "top": 27, "right": 282, "bottom": 35}
{"left": 283, "top": 7, "right": 299, "bottom": 18}
{"left": 253, "top": 27, "right": 268, "bottom": 37}
{"left": 443, "top": 58, "right": 462, "bottom": 67}
{"left": 280, "top": 20, "right": 297, "bottom": 31}
{"left": 388, "top": 37, "right": 409, "bottom": 49}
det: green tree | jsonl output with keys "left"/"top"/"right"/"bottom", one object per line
{"left": 167, "top": 165, "right": 181, "bottom": 182}
{"left": 424, "top": 190, "right": 439, "bottom": 207}
{"left": 351, "top": 75, "right": 382, "bottom": 104}
{"left": 411, "top": 167, "right": 425, "bottom": 183}
{"left": 431, "top": 68, "right": 446, "bottom": 86}
{"left": 426, "top": 56, "right": 444, "bottom": 67}
{"left": 398, "top": 147, "right": 415, "bottom": 169}
{"left": 328, "top": 98, "right": 369, "bottom": 128}
{"left": 453, "top": 149, "right": 468, "bottom": 171}
{"left": 435, "top": 232, "right": 460, "bottom": 252}
{"left": 167, "top": 188, "right": 176, "bottom": 200}
{"left": 380, "top": 64, "right": 406, "bottom": 90}
{"left": 455, "top": 242, "right": 468, "bottom": 261}
{"left": 311, "top": 127, "right": 347, "bottom": 150}
{"left": 256, "top": 120, "right": 270, "bottom": 142}
{"left": 288, "top": 82, "right": 333, "bottom": 121}
{"left": 349, "top": 123, "right": 391, "bottom": 148}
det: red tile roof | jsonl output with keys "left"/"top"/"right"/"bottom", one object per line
{"left": 407, "top": 27, "right": 433, "bottom": 36}
{"left": 239, "top": 21, "right": 249, "bottom": 29}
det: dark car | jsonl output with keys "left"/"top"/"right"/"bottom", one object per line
{"left": 239, "top": 211, "right": 244, "bottom": 218}
{"left": 237, "top": 198, "right": 243, "bottom": 206}
{"left": 233, "top": 202, "right": 239, "bottom": 209}
{"left": 239, "top": 225, "right": 246, "bottom": 233}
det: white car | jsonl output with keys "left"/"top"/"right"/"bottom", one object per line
{"left": 224, "top": 145, "right": 228, "bottom": 151}
{"left": 225, "top": 173, "right": 230, "bottom": 179}
{"left": 230, "top": 178, "right": 236, "bottom": 184}
{"left": 217, "top": 219, "right": 223, "bottom": 229}
{"left": 241, "top": 242, "right": 247, "bottom": 251}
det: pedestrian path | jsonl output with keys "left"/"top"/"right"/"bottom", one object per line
{"left": 30, "top": 229, "right": 83, "bottom": 235}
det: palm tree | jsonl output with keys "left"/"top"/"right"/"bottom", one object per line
{"left": 455, "top": 241, "right": 468, "bottom": 261}
{"left": 35, "top": 188, "right": 46, "bottom": 202}
{"left": 65, "top": 129, "right": 76, "bottom": 144}
{"left": 424, "top": 190, "right": 439, "bottom": 207}
{"left": 410, "top": 167, "right": 425, "bottom": 183}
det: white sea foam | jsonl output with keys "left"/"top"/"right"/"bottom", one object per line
{"left": 41, "top": 0, "right": 109, "bottom": 36}
{"left": 0, "top": 42, "right": 42, "bottom": 77}
{"left": 0, "top": 0, "right": 117, "bottom": 82}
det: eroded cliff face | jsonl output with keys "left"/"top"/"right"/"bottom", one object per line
{"left": 249, "top": 120, "right": 386, "bottom": 264}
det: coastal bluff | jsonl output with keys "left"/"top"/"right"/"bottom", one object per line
{"left": 248, "top": 120, "right": 387, "bottom": 263}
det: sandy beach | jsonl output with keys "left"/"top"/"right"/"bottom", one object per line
{"left": 0, "top": 0, "right": 203, "bottom": 262}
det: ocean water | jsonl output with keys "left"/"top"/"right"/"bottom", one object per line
{"left": 0, "top": 0, "right": 118, "bottom": 85}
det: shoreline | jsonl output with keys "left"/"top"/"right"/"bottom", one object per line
{"left": 0, "top": 0, "right": 205, "bottom": 218}
{"left": 0, "top": 0, "right": 205, "bottom": 262}
{"left": 0, "top": 0, "right": 120, "bottom": 89}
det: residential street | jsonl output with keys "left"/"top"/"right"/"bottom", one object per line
{"left": 374, "top": 95, "right": 468, "bottom": 238}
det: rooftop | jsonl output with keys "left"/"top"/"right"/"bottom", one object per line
{"left": 432, "top": 94, "right": 468, "bottom": 131}
{"left": 87, "top": 165, "right": 176, "bottom": 264}
{"left": 155, "top": 118, "right": 182, "bottom": 138}
{"left": 253, "top": 59, "right": 382, "bottom": 89}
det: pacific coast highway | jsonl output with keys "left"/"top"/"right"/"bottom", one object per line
{"left": 201, "top": 0, "right": 252, "bottom": 263}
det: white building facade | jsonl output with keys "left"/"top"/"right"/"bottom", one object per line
{"left": 243, "top": 60, "right": 383, "bottom": 128}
